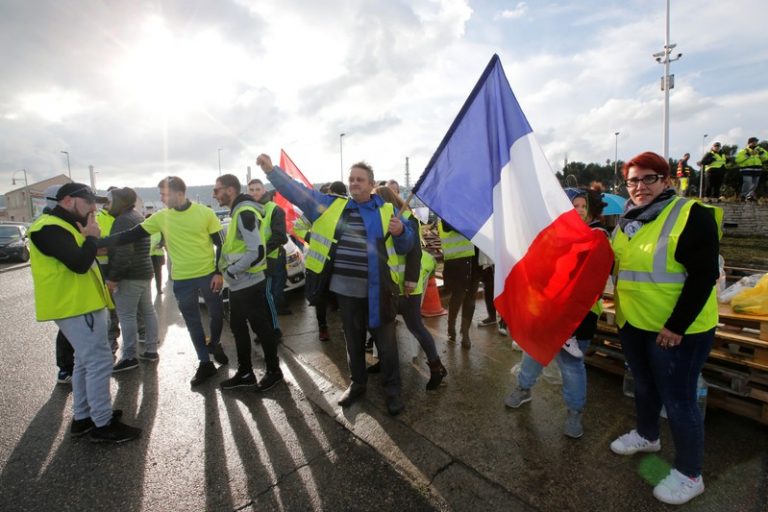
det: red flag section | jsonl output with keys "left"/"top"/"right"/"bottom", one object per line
{"left": 277, "top": 149, "right": 313, "bottom": 243}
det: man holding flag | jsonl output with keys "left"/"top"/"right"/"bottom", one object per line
{"left": 412, "top": 54, "right": 613, "bottom": 371}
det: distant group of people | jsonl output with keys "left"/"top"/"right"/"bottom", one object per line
{"left": 29, "top": 147, "right": 721, "bottom": 505}
{"left": 676, "top": 136, "right": 768, "bottom": 202}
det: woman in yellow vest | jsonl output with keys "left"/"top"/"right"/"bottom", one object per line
{"left": 374, "top": 186, "right": 447, "bottom": 390}
{"left": 609, "top": 152, "right": 721, "bottom": 506}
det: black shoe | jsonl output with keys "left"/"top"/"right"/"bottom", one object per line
{"left": 89, "top": 419, "right": 141, "bottom": 444}
{"left": 257, "top": 370, "right": 284, "bottom": 392}
{"left": 113, "top": 358, "right": 139, "bottom": 373}
{"left": 139, "top": 351, "right": 159, "bottom": 361}
{"left": 367, "top": 361, "right": 381, "bottom": 374}
{"left": 365, "top": 337, "right": 374, "bottom": 353}
{"left": 220, "top": 370, "right": 257, "bottom": 390}
{"left": 338, "top": 385, "right": 366, "bottom": 407}
{"left": 319, "top": 325, "right": 330, "bottom": 342}
{"left": 71, "top": 410, "right": 123, "bottom": 437}
{"left": 386, "top": 395, "right": 405, "bottom": 416}
{"left": 461, "top": 337, "right": 472, "bottom": 350}
{"left": 478, "top": 317, "right": 497, "bottom": 327}
{"left": 210, "top": 344, "right": 229, "bottom": 365}
{"left": 190, "top": 362, "right": 217, "bottom": 386}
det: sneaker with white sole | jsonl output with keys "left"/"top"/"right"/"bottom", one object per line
{"left": 653, "top": 469, "right": 704, "bottom": 505}
{"left": 610, "top": 429, "right": 661, "bottom": 455}
{"left": 562, "top": 337, "right": 584, "bottom": 358}
{"left": 478, "top": 317, "right": 497, "bottom": 327}
{"left": 504, "top": 387, "right": 532, "bottom": 408}
{"left": 57, "top": 369, "right": 72, "bottom": 385}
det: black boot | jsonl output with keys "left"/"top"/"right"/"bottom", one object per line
{"left": 426, "top": 359, "right": 447, "bottom": 390}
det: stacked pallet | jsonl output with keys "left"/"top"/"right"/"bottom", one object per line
{"left": 587, "top": 299, "right": 768, "bottom": 425}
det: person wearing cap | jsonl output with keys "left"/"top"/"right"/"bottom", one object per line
{"left": 28, "top": 183, "right": 141, "bottom": 443}
{"left": 735, "top": 137, "right": 768, "bottom": 201}
{"left": 106, "top": 187, "right": 159, "bottom": 373}
{"left": 699, "top": 142, "right": 727, "bottom": 201}
{"left": 97, "top": 176, "right": 229, "bottom": 386}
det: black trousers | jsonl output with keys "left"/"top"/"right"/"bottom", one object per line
{"left": 443, "top": 256, "right": 481, "bottom": 337}
{"left": 151, "top": 255, "right": 164, "bottom": 291}
{"left": 704, "top": 169, "right": 725, "bottom": 199}
{"left": 56, "top": 330, "right": 74, "bottom": 372}
{"left": 337, "top": 294, "right": 401, "bottom": 397}
{"left": 480, "top": 265, "right": 496, "bottom": 320}
{"left": 229, "top": 280, "right": 280, "bottom": 373}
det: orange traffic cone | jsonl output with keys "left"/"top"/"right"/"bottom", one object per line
{"left": 421, "top": 275, "right": 447, "bottom": 317}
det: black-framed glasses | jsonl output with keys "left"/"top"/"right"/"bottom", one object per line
{"left": 625, "top": 174, "right": 665, "bottom": 188}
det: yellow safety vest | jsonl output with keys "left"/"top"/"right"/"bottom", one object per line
{"left": 221, "top": 204, "right": 267, "bottom": 274}
{"left": 704, "top": 151, "right": 726, "bottom": 171}
{"left": 29, "top": 214, "right": 114, "bottom": 321}
{"left": 735, "top": 147, "right": 768, "bottom": 169}
{"left": 95, "top": 209, "right": 114, "bottom": 265}
{"left": 304, "top": 198, "right": 400, "bottom": 287}
{"left": 293, "top": 216, "right": 311, "bottom": 242}
{"left": 259, "top": 201, "right": 280, "bottom": 260}
{"left": 398, "top": 211, "right": 432, "bottom": 296}
{"left": 438, "top": 220, "right": 474, "bottom": 260}
{"left": 612, "top": 197, "right": 722, "bottom": 334}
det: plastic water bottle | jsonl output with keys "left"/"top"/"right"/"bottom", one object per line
{"left": 660, "top": 374, "right": 708, "bottom": 420}
{"left": 622, "top": 364, "right": 635, "bottom": 398}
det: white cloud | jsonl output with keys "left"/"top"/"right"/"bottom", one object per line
{"left": 497, "top": 2, "right": 528, "bottom": 20}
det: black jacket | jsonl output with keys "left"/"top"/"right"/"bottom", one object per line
{"left": 107, "top": 209, "right": 153, "bottom": 281}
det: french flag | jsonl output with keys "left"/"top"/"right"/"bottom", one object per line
{"left": 277, "top": 149, "right": 313, "bottom": 243}
{"left": 412, "top": 55, "right": 614, "bottom": 365}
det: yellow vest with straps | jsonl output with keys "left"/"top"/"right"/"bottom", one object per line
{"left": 221, "top": 204, "right": 267, "bottom": 274}
{"left": 612, "top": 197, "right": 722, "bottom": 334}
{"left": 438, "top": 220, "right": 474, "bottom": 260}
{"left": 304, "top": 198, "right": 401, "bottom": 287}
{"left": 293, "top": 216, "right": 311, "bottom": 242}
{"left": 29, "top": 214, "right": 114, "bottom": 321}
{"left": 95, "top": 209, "right": 114, "bottom": 264}
{"left": 705, "top": 151, "right": 726, "bottom": 171}
{"left": 259, "top": 201, "right": 280, "bottom": 259}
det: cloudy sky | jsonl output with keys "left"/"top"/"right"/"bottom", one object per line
{"left": 1, "top": 0, "right": 766, "bottom": 193}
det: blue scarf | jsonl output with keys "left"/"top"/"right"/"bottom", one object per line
{"left": 618, "top": 188, "right": 677, "bottom": 238}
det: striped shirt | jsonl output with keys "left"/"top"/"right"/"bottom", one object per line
{"left": 329, "top": 208, "right": 368, "bottom": 298}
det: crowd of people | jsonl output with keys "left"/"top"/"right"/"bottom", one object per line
{"left": 28, "top": 148, "right": 721, "bottom": 505}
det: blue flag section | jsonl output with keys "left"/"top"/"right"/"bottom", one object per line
{"left": 412, "top": 54, "right": 532, "bottom": 241}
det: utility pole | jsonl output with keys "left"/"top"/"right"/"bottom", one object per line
{"left": 89, "top": 165, "right": 96, "bottom": 190}
{"left": 339, "top": 133, "right": 346, "bottom": 181}
{"left": 653, "top": 0, "right": 682, "bottom": 161}
{"left": 699, "top": 134, "right": 708, "bottom": 198}
{"left": 61, "top": 151, "right": 71, "bottom": 179}
{"left": 405, "top": 157, "right": 410, "bottom": 189}
{"left": 217, "top": 148, "right": 223, "bottom": 175}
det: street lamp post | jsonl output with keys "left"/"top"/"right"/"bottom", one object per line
{"left": 339, "top": 133, "right": 346, "bottom": 181}
{"left": 11, "top": 169, "right": 32, "bottom": 220}
{"left": 61, "top": 151, "right": 71, "bottom": 179}
{"left": 653, "top": 0, "right": 682, "bottom": 161}
{"left": 217, "top": 148, "right": 223, "bottom": 176}
{"left": 699, "top": 134, "right": 708, "bottom": 198}
{"left": 614, "top": 132, "right": 620, "bottom": 191}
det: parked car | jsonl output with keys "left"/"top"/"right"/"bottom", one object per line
{"left": 0, "top": 223, "right": 30, "bottom": 262}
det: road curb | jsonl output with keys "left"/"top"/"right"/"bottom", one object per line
{"left": 0, "top": 262, "right": 30, "bottom": 274}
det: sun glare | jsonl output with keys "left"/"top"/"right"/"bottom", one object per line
{"left": 111, "top": 16, "right": 249, "bottom": 113}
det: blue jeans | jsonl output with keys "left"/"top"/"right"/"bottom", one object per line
{"left": 740, "top": 173, "right": 760, "bottom": 198}
{"left": 172, "top": 274, "right": 224, "bottom": 362}
{"left": 518, "top": 338, "right": 590, "bottom": 411}
{"left": 620, "top": 323, "right": 714, "bottom": 478}
{"left": 56, "top": 309, "right": 113, "bottom": 427}
{"left": 113, "top": 279, "right": 158, "bottom": 360}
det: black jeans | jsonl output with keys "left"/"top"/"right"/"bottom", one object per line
{"left": 337, "top": 294, "right": 401, "bottom": 397}
{"left": 480, "top": 265, "right": 496, "bottom": 320}
{"left": 151, "top": 255, "right": 164, "bottom": 291}
{"left": 444, "top": 256, "right": 481, "bottom": 337}
{"left": 704, "top": 169, "right": 724, "bottom": 199}
{"left": 56, "top": 330, "right": 74, "bottom": 373}
{"left": 620, "top": 323, "right": 714, "bottom": 477}
{"left": 229, "top": 280, "right": 280, "bottom": 373}
{"left": 398, "top": 294, "right": 439, "bottom": 362}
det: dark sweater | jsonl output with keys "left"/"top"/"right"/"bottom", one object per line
{"left": 29, "top": 206, "right": 99, "bottom": 274}
{"left": 107, "top": 209, "right": 153, "bottom": 281}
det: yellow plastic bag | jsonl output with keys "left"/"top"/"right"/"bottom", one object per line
{"left": 731, "top": 274, "right": 768, "bottom": 315}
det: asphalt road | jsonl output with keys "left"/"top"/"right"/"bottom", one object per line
{"left": 0, "top": 267, "right": 439, "bottom": 512}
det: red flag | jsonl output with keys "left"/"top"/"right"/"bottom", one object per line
{"left": 277, "top": 149, "right": 313, "bottom": 243}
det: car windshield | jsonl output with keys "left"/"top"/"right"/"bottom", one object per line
{"left": 0, "top": 226, "right": 21, "bottom": 239}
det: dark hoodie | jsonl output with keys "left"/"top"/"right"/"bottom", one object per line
{"left": 107, "top": 187, "right": 153, "bottom": 281}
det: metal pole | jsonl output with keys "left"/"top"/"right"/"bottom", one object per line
{"left": 699, "top": 134, "right": 708, "bottom": 198}
{"left": 614, "top": 132, "right": 620, "bottom": 191}
{"left": 61, "top": 151, "right": 71, "bottom": 179}
{"left": 663, "top": 0, "right": 670, "bottom": 160}
{"left": 89, "top": 165, "right": 96, "bottom": 190}
{"left": 339, "top": 133, "right": 345, "bottom": 181}
{"left": 217, "top": 148, "right": 222, "bottom": 176}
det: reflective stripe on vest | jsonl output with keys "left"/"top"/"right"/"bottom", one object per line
{"left": 221, "top": 204, "right": 267, "bottom": 274}
{"left": 304, "top": 198, "right": 400, "bottom": 286}
{"left": 438, "top": 221, "right": 474, "bottom": 260}
{"left": 260, "top": 201, "right": 280, "bottom": 259}
{"left": 612, "top": 197, "right": 721, "bottom": 333}
{"left": 29, "top": 214, "right": 114, "bottom": 321}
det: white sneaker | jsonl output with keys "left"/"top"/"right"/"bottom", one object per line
{"left": 510, "top": 340, "right": 522, "bottom": 351}
{"left": 610, "top": 430, "right": 661, "bottom": 455}
{"left": 562, "top": 337, "right": 583, "bottom": 358}
{"left": 653, "top": 469, "right": 704, "bottom": 505}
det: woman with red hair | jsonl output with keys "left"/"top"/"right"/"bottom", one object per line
{"left": 609, "top": 152, "right": 721, "bottom": 505}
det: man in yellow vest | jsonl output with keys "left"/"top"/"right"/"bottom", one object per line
{"left": 699, "top": 142, "right": 727, "bottom": 201}
{"left": 96, "top": 188, "right": 121, "bottom": 352}
{"left": 29, "top": 183, "right": 141, "bottom": 443}
{"left": 247, "top": 178, "right": 290, "bottom": 316}
{"left": 256, "top": 153, "right": 415, "bottom": 416}
{"left": 213, "top": 174, "right": 283, "bottom": 391}
{"left": 735, "top": 136, "right": 768, "bottom": 201}
{"left": 98, "top": 176, "right": 229, "bottom": 387}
